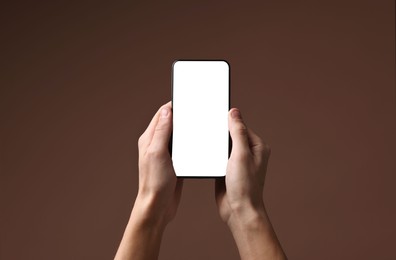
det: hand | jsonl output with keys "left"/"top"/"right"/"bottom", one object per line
{"left": 215, "top": 108, "right": 287, "bottom": 260}
{"left": 136, "top": 101, "right": 183, "bottom": 226}
{"left": 216, "top": 108, "right": 270, "bottom": 224}
{"left": 115, "top": 102, "right": 183, "bottom": 260}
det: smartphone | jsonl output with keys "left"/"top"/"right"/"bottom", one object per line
{"left": 171, "top": 60, "right": 230, "bottom": 177}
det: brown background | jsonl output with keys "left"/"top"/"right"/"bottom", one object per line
{"left": 1, "top": 1, "right": 395, "bottom": 259}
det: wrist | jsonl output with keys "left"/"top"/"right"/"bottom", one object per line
{"left": 115, "top": 194, "right": 167, "bottom": 260}
{"left": 226, "top": 202, "right": 270, "bottom": 233}
{"left": 226, "top": 204, "right": 286, "bottom": 260}
{"left": 128, "top": 193, "right": 168, "bottom": 232}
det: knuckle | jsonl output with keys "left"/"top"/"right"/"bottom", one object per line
{"left": 155, "top": 121, "right": 169, "bottom": 132}
{"left": 255, "top": 136, "right": 264, "bottom": 147}
{"left": 255, "top": 142, "right": 271, "bottom": 162}
{"left": 145, "top": 146, "right": 166, "bottom": 160}
{"left": 234, "top": 123, "right": 248, "bottom": 136}
{"left": 155, "top": 125, "right": 165, "bottom": 133}
{"left": 138, "top": 135, "right": 145, "bottom": 148}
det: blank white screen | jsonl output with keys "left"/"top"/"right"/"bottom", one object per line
{"left": 172, "top": 60, "right": 229, "bottom": 177}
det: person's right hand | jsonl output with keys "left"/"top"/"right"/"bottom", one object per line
{"left": 215, "top": 108, "right": 271, "bottom": 224}
{"left": 215, "top": 108, "right": 286, "bottom": 260}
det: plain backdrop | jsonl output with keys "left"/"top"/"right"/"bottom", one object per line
{"left": 1, "top": 1, "right": 395, "bottom": 259}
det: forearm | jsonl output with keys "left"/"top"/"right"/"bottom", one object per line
{"left": 114, "top": 197, "right": 166, "bottom": 260}
{"left": 228, "top": 205, "right": 286, "bottom": 260}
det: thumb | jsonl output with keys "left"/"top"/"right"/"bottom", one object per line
{"left": 150, "top": 106, "right": 172, "bottom": 152}
{"left": 229, "top": 108, "right": 249, "bottom": 155}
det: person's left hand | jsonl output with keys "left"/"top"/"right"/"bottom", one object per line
{"left": 135, "top": 101, "right": 183, "bottom": 226}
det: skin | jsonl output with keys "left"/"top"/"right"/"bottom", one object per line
{"left": 216, "top": 108, "right": 287, "bottom": 260}
{"left": 114, "top": 102, "right": 286, "bottom": 260}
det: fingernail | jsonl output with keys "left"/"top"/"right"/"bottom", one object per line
{"left": 161, "top": 107, "right": 169, "bottom": 118}
{"left": 231, "top": 109, "right": 241, "bottom": 119}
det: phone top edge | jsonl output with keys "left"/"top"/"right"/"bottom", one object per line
{"left": 176, "top": 175, "right": 226, "bottom": 179}
{"left": 172, "top": 59, "right": 230, "bottom": 68}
